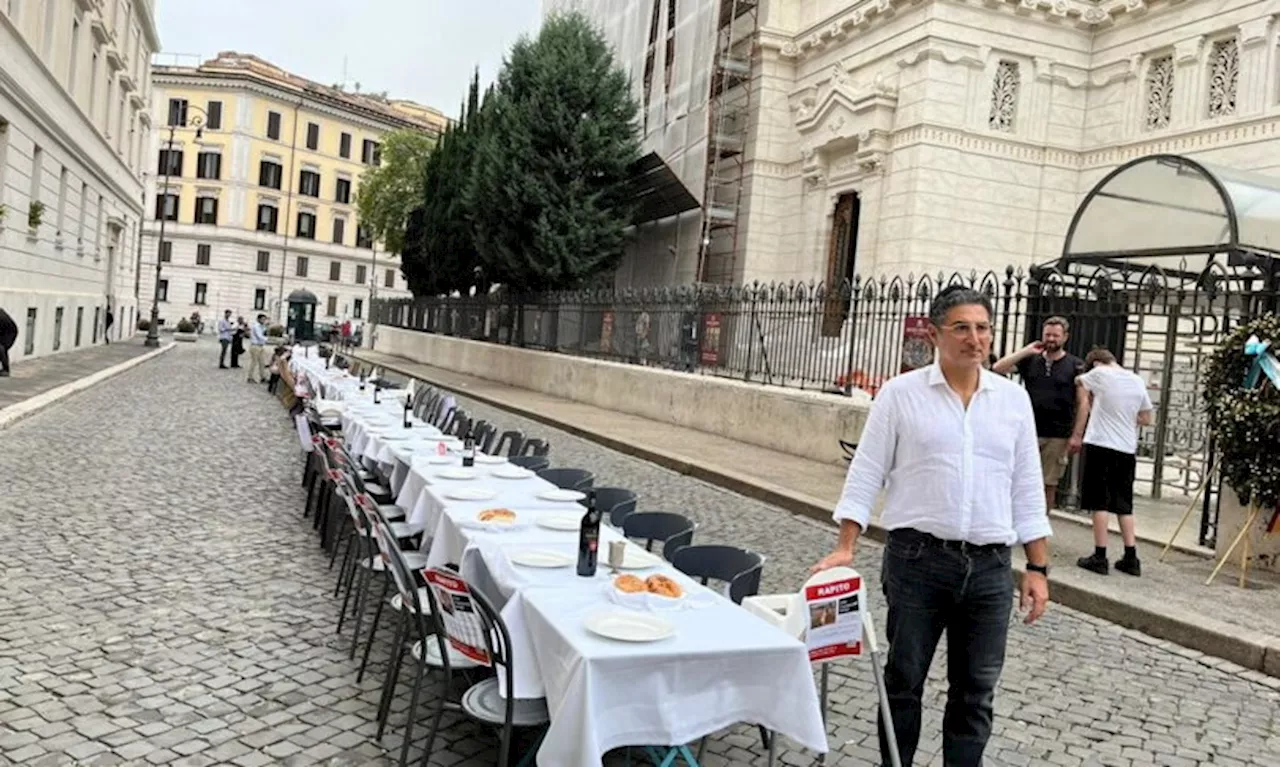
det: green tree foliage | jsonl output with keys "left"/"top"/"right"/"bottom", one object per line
{"left": 402, "top": 73, "right": 487, "bottom": 297}
{"left": 468, "top": 12, "right": 641, "bottom": 292}
{"left": 355, "top": 129, "right": 436, "bottom": 256}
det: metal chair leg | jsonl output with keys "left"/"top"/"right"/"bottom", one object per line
{"left": 358, "top": 577, "right": 390, "bottom": 682}
{"left": 398, "top": 663, "right": 428, "bottom": 767}
{"left": 376, "top": 614, "right": 408, "bottom": 740}
{"left": 336, "top": 537, "right": 361, "bottom": 633}
{"left": 349, "top": 553, "right": 374, "bottom": 660}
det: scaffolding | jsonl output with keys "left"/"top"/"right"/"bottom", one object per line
{"left": 696, "top": 0, "right": 759, "bottom": 285}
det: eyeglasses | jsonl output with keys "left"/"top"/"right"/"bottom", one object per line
{"left": 939, "top": 322, "right": 994, "bottom": 338}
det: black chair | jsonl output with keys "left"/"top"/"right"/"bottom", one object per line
{"left": 472, "top": 420, "right": 498, "bottom": 453}
{"left": 416, "top": 570, "right": 549, "bottom": 767}
{"left": 520, "top": 438, "right": 550, "bottom": 457}
{"left": 670, "top": 545, "right": 764, "bottom": 605}
{"left": 493, "top": 430, "right": 525, "bottom": 457}
{"left": 593, "top": 487, "right": 637, "bottom": 528}
{"left": 537, "top": 468, "right": 595, "bottom": 492}
{"left": 509, "top": 455, "right": 550, "bottom": 472}
{"left": 622, "top": 512, "right": 696, "bottom": 561}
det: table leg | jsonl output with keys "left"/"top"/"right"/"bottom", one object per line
{"left": 817, "top": 663, "right": 830, "bottom": 764}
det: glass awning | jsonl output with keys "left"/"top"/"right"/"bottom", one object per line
{"left": 1062, "top": 154, "right": 1280, "bottom": 276}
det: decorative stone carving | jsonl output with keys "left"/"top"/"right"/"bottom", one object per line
{"left": 830, "top": 64, "right": 849, "bottom": 87}
{"left": 988, "top": 60, "right": 1020, "bottom": 132}
{"left": 1145, "top": 55, "right": 1174, "bottom": 130}
{"left": 1207, "top": 38, "right": 1239, "bottom": 118}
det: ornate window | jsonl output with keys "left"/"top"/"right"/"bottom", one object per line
{"left": 988, "top": 60, "right": 1020, "bottom": 132}
{"left": 1207, "top": 38, "right": 1238, "bottom": 118}
{"left": 1145, "top": 55, "right": 1174, "bottom": 130}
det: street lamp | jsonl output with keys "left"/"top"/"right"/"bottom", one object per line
{"left": 145, "top": 107, "right": 206, "bottom": 348}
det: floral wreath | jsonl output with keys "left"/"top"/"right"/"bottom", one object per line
{"left": 1202, "top": 314, "right": 1280, "bottom": 533}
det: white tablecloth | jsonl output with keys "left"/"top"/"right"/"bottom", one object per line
{"left": 520, "top": 584, "right": 828, "bottom": 766}
{"left": 293, "top": 352, "right": 827, "bottom": 767}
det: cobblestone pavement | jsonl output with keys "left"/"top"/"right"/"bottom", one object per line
{"left": 0, "top": 344, "right": 1275, "bottom": 767}
{"left": 0, "top": 337, "right": 152, "bottom": 411}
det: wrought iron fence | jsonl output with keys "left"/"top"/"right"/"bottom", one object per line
{"left": 373, "top": 267, "right": 1038, "bottom": 396}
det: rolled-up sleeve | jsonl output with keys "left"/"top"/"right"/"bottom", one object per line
{"left": 833, "top": 385, "right": 897, "bottom": 531}
{"left": 1010, "top": 391, "right": 1053, "bottom": 544}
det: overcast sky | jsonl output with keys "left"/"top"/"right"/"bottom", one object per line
{"left": 153, "top": 1, "right": 543, "bottom": 119}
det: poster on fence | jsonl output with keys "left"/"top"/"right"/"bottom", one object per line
{"left": 423, "top": 569, "right": 491, "bottom": 665}
{"left": 804, "top": 571, "right": 864, "bottom": 663}
{"left": 701, "top": 313, "right": 722, "bottom": 366}
{"left": 600, "top": 312, "right": 615, "bottom": 354}
{"left": 900, "top": 316, "right": 933, "bottom": 373}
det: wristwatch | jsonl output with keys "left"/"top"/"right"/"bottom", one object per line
{"left": 1026, "top": 563, "right": 1050, "bottom": 576}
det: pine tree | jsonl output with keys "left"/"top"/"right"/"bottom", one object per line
{"left": 471, "top": 12, "right": 641, "bottom": 292}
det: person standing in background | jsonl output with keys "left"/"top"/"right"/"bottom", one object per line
{"left": 104, "top": 306, "right": 114, "bottom": 344}
{"left": 0, "top": 308, "right": 18, "bottom": 377}
{"left": 230, "top": 316, "right": 247, "bottom": 369}
{"left": 246, "top": 313, "right": 268, "bottom": 384}
{"left": 1070, "top": 347, "right": 1155, "bottom": 577}
{"left": 993, "top": 317, "right": 1085, "bottom": 510}
{"left": 217, "top": 310, "right": 234, "bottom": 369}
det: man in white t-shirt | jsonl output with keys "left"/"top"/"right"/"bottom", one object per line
{"left": 1068, "top": 347, "right": 1155, "bottom": 576}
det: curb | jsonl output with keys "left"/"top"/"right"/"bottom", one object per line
{"left": 0, "top": 343, "right": 175, "bottom": 431}
{"left": 353, "top": 352, "right": 1280, "bottom": 681}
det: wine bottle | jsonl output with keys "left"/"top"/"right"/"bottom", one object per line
{"left": 372, "top": 379, "right": 381, "bottom": 405}
{"left": 402, "top": 398, "right": 412, "bottom": 429}
{"left": 462, "top": 430, "right": 476, "bottom": 468}
{"left": 576, "top": 491, "right": 601, "bottom": 577}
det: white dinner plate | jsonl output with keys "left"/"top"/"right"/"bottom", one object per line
{"left": 421, "top": 454, "right": 455, "bottom": 465}
{"left": 509, "top": 550, "right": 575, "bottom": 568}
{"left": 618, "top": 548, "right": 664, "bottom": 570}
{"left": 535, "top": 513, "right": 582, "bottom": 532}
{"left": 436, "top": 468, "right": 477, "bottom": 480}
{"left": 445, "top": 488, "right": 497, "bottom": 502}
{"left": 584, "top": 610, "right": 675, "bottom": 643}
{"left": 474, "top": 454, "right": 507, "bottom": 465}
{"left": 491, "top": 466, "right": 534, "bottom": 480}
{"left": 538, "top": 489, "right": 586, "bottom": 503}
{"left": 380, "top": 433, "right": 413, "bottom": 442}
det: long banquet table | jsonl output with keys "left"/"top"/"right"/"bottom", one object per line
{"left": 291, "top": 351, "right": 828, "bottom": 766}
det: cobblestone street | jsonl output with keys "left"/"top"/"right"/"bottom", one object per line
{"left": 0, "top": 343, "right": 1277, "bottom": 766}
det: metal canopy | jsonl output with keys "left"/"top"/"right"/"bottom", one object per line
{"left": 1061, "top": 154, "right": 1280, "bottom": 277}
{"left": 287, "top": 289, "right": 318, "bottom": 304}
{"left": 624, "top": 151, "right": 700, "bottom": 225}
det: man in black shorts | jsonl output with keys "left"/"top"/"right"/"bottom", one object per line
{"left": 1068, "top": 348, "right": 1154, "bottom": 576}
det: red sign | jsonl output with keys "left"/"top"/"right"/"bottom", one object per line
{"left": 423, "top": 568, "right": 491, "bottom": 665}
{"left": 804, "top": 575, "right": 863, "bottom": 663}
{"left": 701, "top": 313, "right": 722, "bottom": 366}
{"left": 900, "top": 316, "right": 933, "bottom": 373}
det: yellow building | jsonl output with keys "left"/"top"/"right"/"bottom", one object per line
{"left": 141, "top": 51, "right": 446, "bottom": 331}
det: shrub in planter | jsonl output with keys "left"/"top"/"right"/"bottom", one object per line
{"left": 267, "top": 324, "right": 286, "bottom": 338}
{"left": 176, "top": 318, "right": 196, "bottom": 334}
{"left": 137, "top": 319, "right": 151, "bottom": 332}
{"left": 28, "top": 200, "right": 45, "bottom": 229}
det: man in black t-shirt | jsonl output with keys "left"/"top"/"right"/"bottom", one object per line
{"left": 993, "top": 316, "right": 1084, "bottom": 509}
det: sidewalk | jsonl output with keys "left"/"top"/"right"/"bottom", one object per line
{"left": 351, "top": 348, "right": 1280, "bottom": 678}
{"left": 0, "top": 336, "right": 168, "bottom": 426}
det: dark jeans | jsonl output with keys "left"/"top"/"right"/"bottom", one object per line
{"left": 268, "top": 372, "right": 280, "bottom": 394}
{"left": 219, "top": 339, "right": 230, "bottom": 367}
{"left": 878, "top": 529, "right": 1013, "bottom": 767}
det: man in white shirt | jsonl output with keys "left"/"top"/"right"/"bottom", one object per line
{"left": 813, "top": 285, "right": 1052, "bottom": 767}
{"left": 247, "top": 313, "right": 269, "bottom": 384}
{"left": 216, "top": 310, "right": 234, "bottom": 369}
{"left": 1069, "top": 348, "right": 1154, "bottom": 577}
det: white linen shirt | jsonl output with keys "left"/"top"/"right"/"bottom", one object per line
{"left": 834, "top": 363, "right": 1052, "bottom": 546}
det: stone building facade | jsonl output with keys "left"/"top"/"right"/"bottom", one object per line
{"left": 1, "top": 0, "right": 159, "bottom": 360}
{"left": 555, "top": 0, "right": 1280, "bottom": 287}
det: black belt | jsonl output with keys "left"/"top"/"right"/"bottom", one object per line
{"left": 889, "top": 528, "right": 1009, "bottom": 555}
